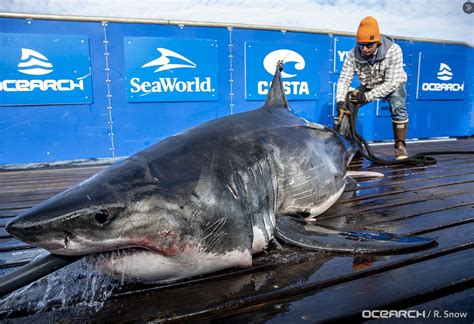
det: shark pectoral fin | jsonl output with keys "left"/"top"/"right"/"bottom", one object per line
{"left": 275, "top": 215, "right": 436, "bottom": 253}
{"left": 346, "top": 171, "right": 385, "bottom": 178}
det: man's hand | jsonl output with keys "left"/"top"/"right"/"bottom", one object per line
{"left": 337, "top": 101, "right": 349, "bottom": 113}
{"left": 337, "top": 101, "right": 350, "bottom": 122}
{"left": 349, "top": 90, "right": 367, "bottom": 104}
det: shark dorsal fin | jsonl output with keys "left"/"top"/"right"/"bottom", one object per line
{"left": 264, "top": 61, "right": 290, "bottom": 110}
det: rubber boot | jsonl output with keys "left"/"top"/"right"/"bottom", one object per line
{"left": 392, "top": 121, "right": 408, "bottom": 160}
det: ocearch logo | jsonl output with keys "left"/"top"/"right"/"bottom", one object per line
{"left": 0, "top": 47, "right": 84, "bottom": 92}
{"left": 436, "top": 63, "right": 453, "bottom": 81}
{"left": 422, "top": 62, "right": 464, "bottom": 92}
{"left": 130, "top": 47, "right": 212, "bottom": 95}
{"left": 17, "top": 48, "right": 53, "bottom": 75}
{"left": 258, "top": 49, "right": 309, "bottom": 95}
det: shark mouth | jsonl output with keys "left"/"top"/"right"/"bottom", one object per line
{"left": 88, "top": 246, "right": 252, "bottom": 284}
{"left": 88, "top": 247, "right": 179, "bottom": 283}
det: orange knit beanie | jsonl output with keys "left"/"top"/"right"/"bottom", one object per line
{"left": 357, "top": 16, "right": 380, "bottom": 43}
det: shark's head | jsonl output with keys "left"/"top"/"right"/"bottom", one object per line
{"left": 6, "top": 158, "right": 252, "bottom": 282}
{"left": 7, "top": 160, "right": 189, "bottom": 256}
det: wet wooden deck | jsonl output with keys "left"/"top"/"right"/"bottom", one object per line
{"left": 1, "top": 139, "right": 473, "bottom": 322}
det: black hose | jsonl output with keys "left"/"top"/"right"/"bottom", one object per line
{"left": 346, "top": 102, "right": 474, "bottom": 166}
{"left": 0, "top": 253, "right": 82, "bottom": 298}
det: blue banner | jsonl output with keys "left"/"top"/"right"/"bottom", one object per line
{"left": 124, "top": 37, "right": 218, "bottom": 102}
{"left": 333, "top": 36, "right": 362, "bottom": 89}
{"left": 245, "top": 42, "right": 320, "bottom": 100}
{"left": 334, "top": 37, "right": 355, "bottom": 74}
{"left": 332, "top": 36, "right": 368, "bottom": 117}
{"left": 0, "top": 33, "right": 93, "bottom": 106}
{"left": 417, "top": 53, "right": 466, "bottom": 100}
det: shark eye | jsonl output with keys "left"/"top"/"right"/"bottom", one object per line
{"left": 95, "top": 209, "right": 109, "bottom": 224}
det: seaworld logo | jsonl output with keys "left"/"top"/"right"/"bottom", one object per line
{"left": 422, "top": 62, "right": 464, "bottom": 92}
{"left": 0, "top": 48, "right": 84, "bottom": 92}
{"left": 141, "top": 48, "right": 196, "bottom": 72}
{"left": 130, "top": 48, "right": 212, "bottom": 95}
{"left": 258, "top": 49, "right": 310, "bottom": 96}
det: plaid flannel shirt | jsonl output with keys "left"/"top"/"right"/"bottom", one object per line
{"left": 336, "top": 42, "right": 407, "bottom": 103}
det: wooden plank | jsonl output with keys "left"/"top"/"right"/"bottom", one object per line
{"left": 345, "top": 165, "right": 474, "bottom": 195}
{"left": 355, "top": 166, "right": 474, "bottom": 191}
{"left": 0, "top": 248, "right": 44, "bottom": 270}
{"left": 0, "top": 189, "right": 65, "bottom": 205}
{"left": 0, "top": 209, "right": 25, "bottom": 218}
{"left": 0, "top": 165, "right": 105, "bottom": 179}
{"left": 8, "top": 222, "right": 473, "bottom": 322}
{"left": 0, "top": 238, "right": 33, "bottom": 252}
{"left": 320, "top": 192, "right": 474, "bottom": 230}
{"left": 0, "top": 182, "right": 83, "bottom": 195}
{"left": 367, "top": 205, "right": 474, "bottom": 235}
{"left": 0, "top": 227, "right": 11, "bottom": 239}
{"left": 0, "top": 167, "right": 105, "bottom": 194}
{"left": 403, "top": 287, "right": 474, "bottom": 323}
{"left": 323, "top": 181, "right": 474, "bottom": 221}
{"left": 0, "top": 217, "right": 15, "bottom": 227}
{"left": 196, "top": 249, "right": 474, "bottom": 322}
{"left": 339, "top": 174, "right": 474, "bottom": 205}
{"left": 0, "top": 172, "right": 97, "bottom": 184}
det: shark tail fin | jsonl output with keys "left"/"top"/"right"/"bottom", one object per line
{"left": 275, "top": 215, "right": 436, "bottom": 253}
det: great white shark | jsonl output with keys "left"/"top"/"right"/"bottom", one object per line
{"left": 6, "top": 65, "right": 435, "bottom": 283}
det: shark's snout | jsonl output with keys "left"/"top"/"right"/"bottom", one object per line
{"left": 6, "top": 215, "right": 39, "bottom": 243}
{"left": 6, "top": 217, "right": 22, "bottom": 239}
{"left": 6, "top": 203, "right": 80, "bottom": 253}
{"left": 7, "top": 215, "right": 83, "bottom": 253}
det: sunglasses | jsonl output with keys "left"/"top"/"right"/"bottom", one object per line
{"left": 357, "top": 43, "right": 376, "bottom": 49}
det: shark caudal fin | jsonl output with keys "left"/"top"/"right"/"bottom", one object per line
{"left": 275, "top": 215, "right": 436, "bottom": 253}
{"left": 264, "top": 61, "right": 290, "bottom": 110}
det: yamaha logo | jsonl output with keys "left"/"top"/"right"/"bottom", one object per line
{"left": 17, "top": 48, "right": 53, "bottom": 75}
{"left": 258, "top": 49, "right": 309, "bottom": 95}
{"left": 436, "top": 63, "right": 453, "bottom": 81}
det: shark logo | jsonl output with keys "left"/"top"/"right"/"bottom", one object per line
{"left": 436, "top": 63, "right": 453, "bottom": 81}
{"left": 263, "top": 49, "right": 305, "bottom": 78}
{"left": 258, "top": 49, "right": 309, "bottom": 96}
{"left": 17, "top": 48, "right": 53, "bottom": 75}
{"left": 141, "top": 48, "right": 197, "bottom": 73}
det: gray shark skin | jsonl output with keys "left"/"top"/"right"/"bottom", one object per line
{"left": 6, "top": 67, "right": 435, "bottom": 283}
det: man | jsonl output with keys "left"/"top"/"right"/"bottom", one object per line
{"left": 335, "top": 16, "right": 408, "bottom": 160}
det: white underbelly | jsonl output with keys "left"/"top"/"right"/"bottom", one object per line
{"left": 93, "top": 246, "right": 252, "bottom": 283}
